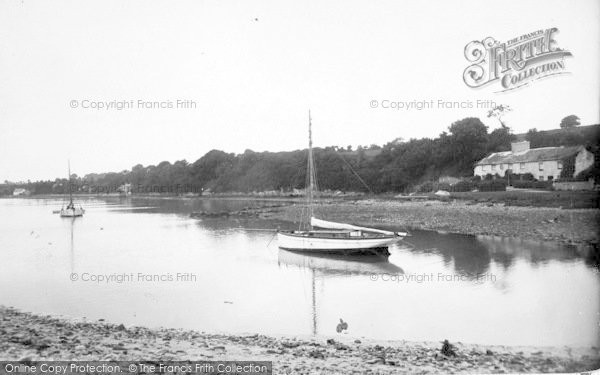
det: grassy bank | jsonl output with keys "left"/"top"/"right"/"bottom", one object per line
{"left": 446, "top": 190, "right": 600, "bottom": 209}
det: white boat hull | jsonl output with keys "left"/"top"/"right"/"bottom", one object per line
{"left": 277, "top": 231, "right": 401, "bottom": 253}
{"left": 60, "top": 208, "right": 85, "bottom": 217}
{"left": 275, "top": 116, "right": 407, "bottom": 255}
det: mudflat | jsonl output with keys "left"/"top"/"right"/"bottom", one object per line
{"left": 263, "top": 199, "right": 599, "bottom": 246}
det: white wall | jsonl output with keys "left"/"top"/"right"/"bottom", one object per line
{"left": 474, "top": 160, "right": 563, "bottom": 180}
{"left": 474, "top": 149, "right": 594, "bottom": 181}
{"left": 575, "top": 149, "right": 595, "bottom": 175}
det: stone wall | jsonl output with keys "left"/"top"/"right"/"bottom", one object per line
{"left": 553, "top": 179, "right": 595, "bottom": 191}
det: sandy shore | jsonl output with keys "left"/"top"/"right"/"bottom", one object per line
{"left": 1, "top": 307, "right": 598, "bottom": 374}
{"left": 258, "top": 199, "right": 600, "bottom": 246}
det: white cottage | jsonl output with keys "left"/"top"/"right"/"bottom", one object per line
{"left": 474, "top": 141, "right": 594, "bottom": 181}
{"left": 12, "top": 188, "right": 31, "bottom": 196}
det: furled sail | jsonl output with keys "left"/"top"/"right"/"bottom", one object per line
{"left": 310, "top": 217, "right": 405, "bottom": 236}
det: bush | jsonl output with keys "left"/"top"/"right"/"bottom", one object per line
{"left": 477, "top": 180, "right": 507, "bottom": 191}
{"left": 576, "top": 166, "right": 600, "bottom": 183}
{"left": 451, "top": 180, "right": 475, "bottom": 192}
{"left": 560, "top": 155, "right": 576, "bottom": 179}
{"left": 521, "top": 173, "right": 535, "bottom": 181}
{"left": 512, "top": 180, "right": 532, "bottom": 188}
{"left": 415, "top": 181, "right": 455, "bottom": 193}
{"left": 417, "top": 179, "right": 485, "bottom": 193}
{"left": 506, "top": 173, "right": 535, "bottom": 182}
{"left": 416, "top": 181, "right": 436, "bottom": 193}
{"left": 511, "top": 180, "right": 553, "bottom": 189}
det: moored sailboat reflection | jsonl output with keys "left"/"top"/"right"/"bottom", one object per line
{"left": 278, "top": 248, "right": 404, "bottom": 335}
{"left": 277, "top": 249, "right": 404, "bottom": 278}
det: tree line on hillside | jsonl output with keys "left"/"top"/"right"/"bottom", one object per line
{"left": 3, "top": 118, "right": 598, "bottom": 196}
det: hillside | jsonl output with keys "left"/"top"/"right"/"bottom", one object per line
{"left": 3, "top": 121, "right": 599, "bottom": 195}
{"left": 514, "top": 124, "right": 600, "bottom": 147}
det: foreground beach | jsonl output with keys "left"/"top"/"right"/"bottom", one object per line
{"left": 1, "top": 307, "right": 599, "bottom": 374}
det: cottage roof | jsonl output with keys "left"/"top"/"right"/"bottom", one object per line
{"left": 476, "top": 146, "right": 583, "bottom": 166}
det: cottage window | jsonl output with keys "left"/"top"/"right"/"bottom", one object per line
{"left": 557, "top": 161, "right": 562, "bottom": 169}
{"left": 500, "top": 164, "right": 504, "bottom": 170}
{"left": 520, "top": 163, "right": 525, "bottom": 170}
{"left": 538, "top": 162, "right": 544, "bottom": 171}
{"left": 539, "top": 176, "right": 544, "bottom": 181}
{"left": 492, "top": 165, "right": 496, "bottom": 171}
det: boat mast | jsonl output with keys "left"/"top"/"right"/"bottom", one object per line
{"left": 67, "top": 160, "right": 73, "bottom": 205}
{"left": 307, "top": 110, "right": 315, "bottom": 224}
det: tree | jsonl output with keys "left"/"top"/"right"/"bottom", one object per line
{"left": 525, "top": 128, "right": 551, "bottom": 148}
{"left": 487, "top": 104, "right": 512, "bottom": 129}
{"left": 190, "top": 150, "right": 235, "bottom": 189}
{"left": 446, "top": 117, "right": 489, "bottom": 176}
{"left": 560, "top": 115, "right": 580, "bottom": 129}
{"left": 487, "top": 127, "right": 515, "bottom": 152}
{"left": 18, "top": 115, "right": 596, "bottom": 195}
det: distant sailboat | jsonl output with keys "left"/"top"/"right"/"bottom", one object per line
{"left": 60, "top": 161, "right": 85, "bottom": 217}
{"left": 277, "top": 112, "right": 406, "bottom": 254}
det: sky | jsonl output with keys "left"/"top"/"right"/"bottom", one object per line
{"left": 1, "top": 0, "right": 599, "bottom": 181}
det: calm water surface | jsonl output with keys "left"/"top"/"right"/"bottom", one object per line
{"left": 0, "top": 197, "right": 598, "bottom": 347}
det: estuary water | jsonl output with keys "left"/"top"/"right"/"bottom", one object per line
{"left": 0, "top": 197, "right": 598, "bottom": 347}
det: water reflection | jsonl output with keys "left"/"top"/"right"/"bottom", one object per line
{"left": 405, "top": 231, "right": 492, "bottom": 279}
{"left": 404, "top": 229, "right": 596, "bottom": 277}
{"left": 478, "top": 235, "right": 599, "bottom": 269}
{"left": 125, "top": 197, "right": 274, "bottom": 216}
{"left": 278, "top": 249, "right": 404, "bottom": 277}
{"left": 1, "top": 197, "right": 598, "bottom": 347}
{"left": 277, "top": 249, "right": 404, "bottom": 334}
{"left": 68, "top": 218, "right": 75, "bottom": 274}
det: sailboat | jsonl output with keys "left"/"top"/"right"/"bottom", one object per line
{"left": 277, "top": 112, "right": 406, "bottom": 254}
{"left": 60, "top": 161, "right": 85, "bottom": 217}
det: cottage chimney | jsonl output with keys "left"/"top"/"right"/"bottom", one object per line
{"left": 511, "top": 141, "right": 530, "bottom": 153}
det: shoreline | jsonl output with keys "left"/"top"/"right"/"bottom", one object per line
{"left": 258, "top": 199, "right": 600, "bottom": 247}
{"left": 6, "top": 194, "right": 600, "bottom": 246}
{"left": 2, "top": 306, "right": 598, "bottom": 374}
